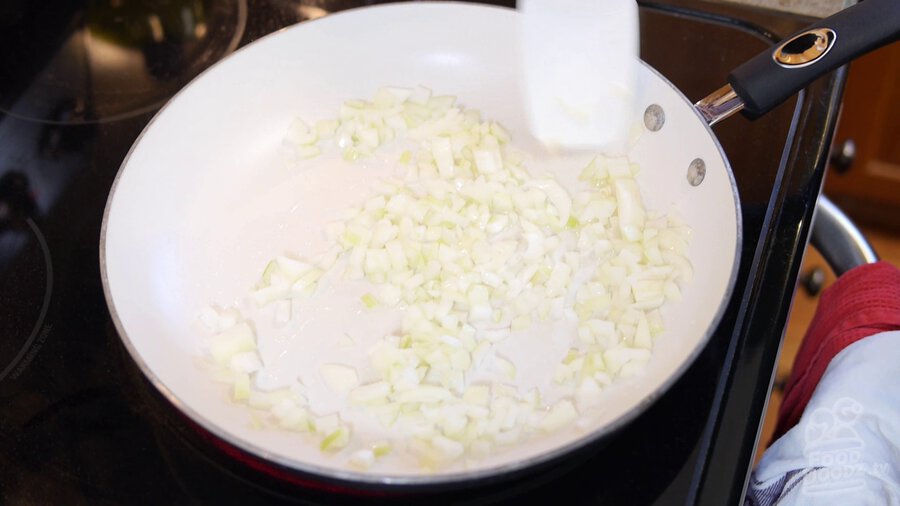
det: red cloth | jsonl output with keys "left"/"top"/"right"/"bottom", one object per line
{"left": 773, "top": 261, "right": 900, "bottom": 441}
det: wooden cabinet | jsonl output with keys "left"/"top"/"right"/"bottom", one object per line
{"left": 825, "top": 43, "right": 900, "bottom": 230}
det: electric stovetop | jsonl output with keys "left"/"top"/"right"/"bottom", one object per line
{"left": 0, "top": 1, "right": 844, "bottom": 504}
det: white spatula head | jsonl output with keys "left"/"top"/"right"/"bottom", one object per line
{"left": 519, "top": 0, "right": 639, "bottom": 155}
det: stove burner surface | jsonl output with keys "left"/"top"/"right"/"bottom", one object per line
{"left": 0, "top": 0, "right": 247, "bottom": 124}
{"left": 0, "top": 172, "right": 52, "bottom": 383}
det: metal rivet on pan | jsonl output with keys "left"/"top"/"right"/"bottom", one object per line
{"left": 687, "top": 158, "right": 706, "bottom": 186}
{"left": 644, "top": 104, "right": 665, "bottom": 131}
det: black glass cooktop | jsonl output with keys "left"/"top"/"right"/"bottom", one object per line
{"left": 0, "top": 1, "right": 844, "bottom": 504}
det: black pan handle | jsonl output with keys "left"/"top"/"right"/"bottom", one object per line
{"left": 728, "top": 0, "right": 900, "bottom": 119}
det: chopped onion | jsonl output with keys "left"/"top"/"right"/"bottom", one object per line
{"left": 349, "top": 449, "right": 375, "bottom": 469}
{"left": 200, "top": 84, "right": 695, "bottom": 473}
{"left": 285, "top": 118, "right": 318, "bottom": 146}
{"left": 320, "top": 363, "right": 360, "bottom": 394}
{"left": 349, "top": 381, "right": 392, "bottom": 405}
{"left": 209, "top": 322, "right": 256, "bottom": 366}
{"left": 372, "top": 440, "right": 392, "bottom": 457}
{"left": 539, "top": 399, "right": 578, "bottom": 432}
{"left": 320, "top": 426, "right": 351, "bottom": 451}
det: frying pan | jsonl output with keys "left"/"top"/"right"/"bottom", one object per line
{"left": 100, "top": 0, "right": 900, "bottom": 488}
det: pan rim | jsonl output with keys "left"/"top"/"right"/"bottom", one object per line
{"left": 99, "top": 1, "right": 743, "bottom": 487}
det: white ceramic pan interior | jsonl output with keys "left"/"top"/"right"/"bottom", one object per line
{"left": 101, "top": 2, "right": 740, "bottom": 484}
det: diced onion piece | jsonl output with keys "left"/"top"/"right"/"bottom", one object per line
{"left": 383, "top": 86, "right": 414, "bottom": 103}
{"left": 232, "top": 372, "right": 251, "bottom": 401}
{"left": 603, "top": 346, "right": 651, "bottom": 376}
{"left": 349, "top": 381, "right": 392, "bottom": 405}
{"left": 463, "top": 385, "right": 490, "bottom": 406}
{"left": 575, "top": 377, "right": 602, "bottom": 407}
{"left": 431, "top": 137, "right": 455, "bottom": 178}
{"left": 320, "top": 426, "right": 351, "bottom": 451}
{"left": 210, "top": 322, "right": 256, "bottom": 365}
{"left": 372, "top": 441, "right": 392, "bottom": 457}
{"left": 286, "top": 118, "right": 318, "bottom": 146}
{"left": 396, "top": 386, "right": 453, "bottom": 404}
{"left": 315, "top": 119, "right": 339, "bottom": 138}
{"left": 606, "top": 156, "right": 632, "bottom": 178}
{"left": 664, "top": 281, "right": 683, "bottom": 302}
{"left": 408, "top": 85, "right": 432, "bottom": 105}
{"left": 216, "top": 309, "right": 241, "bottom": 331}
{"left": 634, "top": 314, "right": 652, "bottom": 349}
{"left": 494, "top": 357, "right": 516, "bottom": 380}
{"left": 361, "top": 292, "right": 379, "bottom": 309}
{"left": 532, "top": 179, "right": 572, "bottom": 227}
{"left": 540, "top": 399, "right": 578, "bottom": 432}
{"left": 474, "top": 149, "right": 501, "bottom": 174}
{"left": 314, "top": 413, "right": 342, "bottom": 435}
{"left": 372, "top": 404, "right": 401, "bottom": 427}
{"left": 612, "top": 178, "right": 645, "bottom": 242}
{"left": 229, "top": 351, "right": 263, "bottom": 374}
{"left": 320, "top": 363, "right": 360, "bottom": 394}
{"left": 349, "top": 449, "right": 375, "bottom": 469}
{"left": 253, "top": 368, "right": 284, "bottom": 392}
{"left": 199, "top": 305, "right": 222, "bottom": 331}
{"left": 250, "top": 285, "right": 291, "bottom": 307}
{"left": 431, "top": 434, "right": 465, "bottom": 460}
{"left": 272, "top": 400, "right": 312, "bottom": 431}
{"left": 276, "top": 255, "right": 315, "bottom": 280}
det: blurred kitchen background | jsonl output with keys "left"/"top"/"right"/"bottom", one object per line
{"left": 721, "top": 0, "right": 851, "bottom": 17}
{"left": 717, "top": 0, "right": 900, "bottom": 461}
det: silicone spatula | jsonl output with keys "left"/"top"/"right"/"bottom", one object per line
{"left": 519, "top": 0, "right": 639, "bottom": 154}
